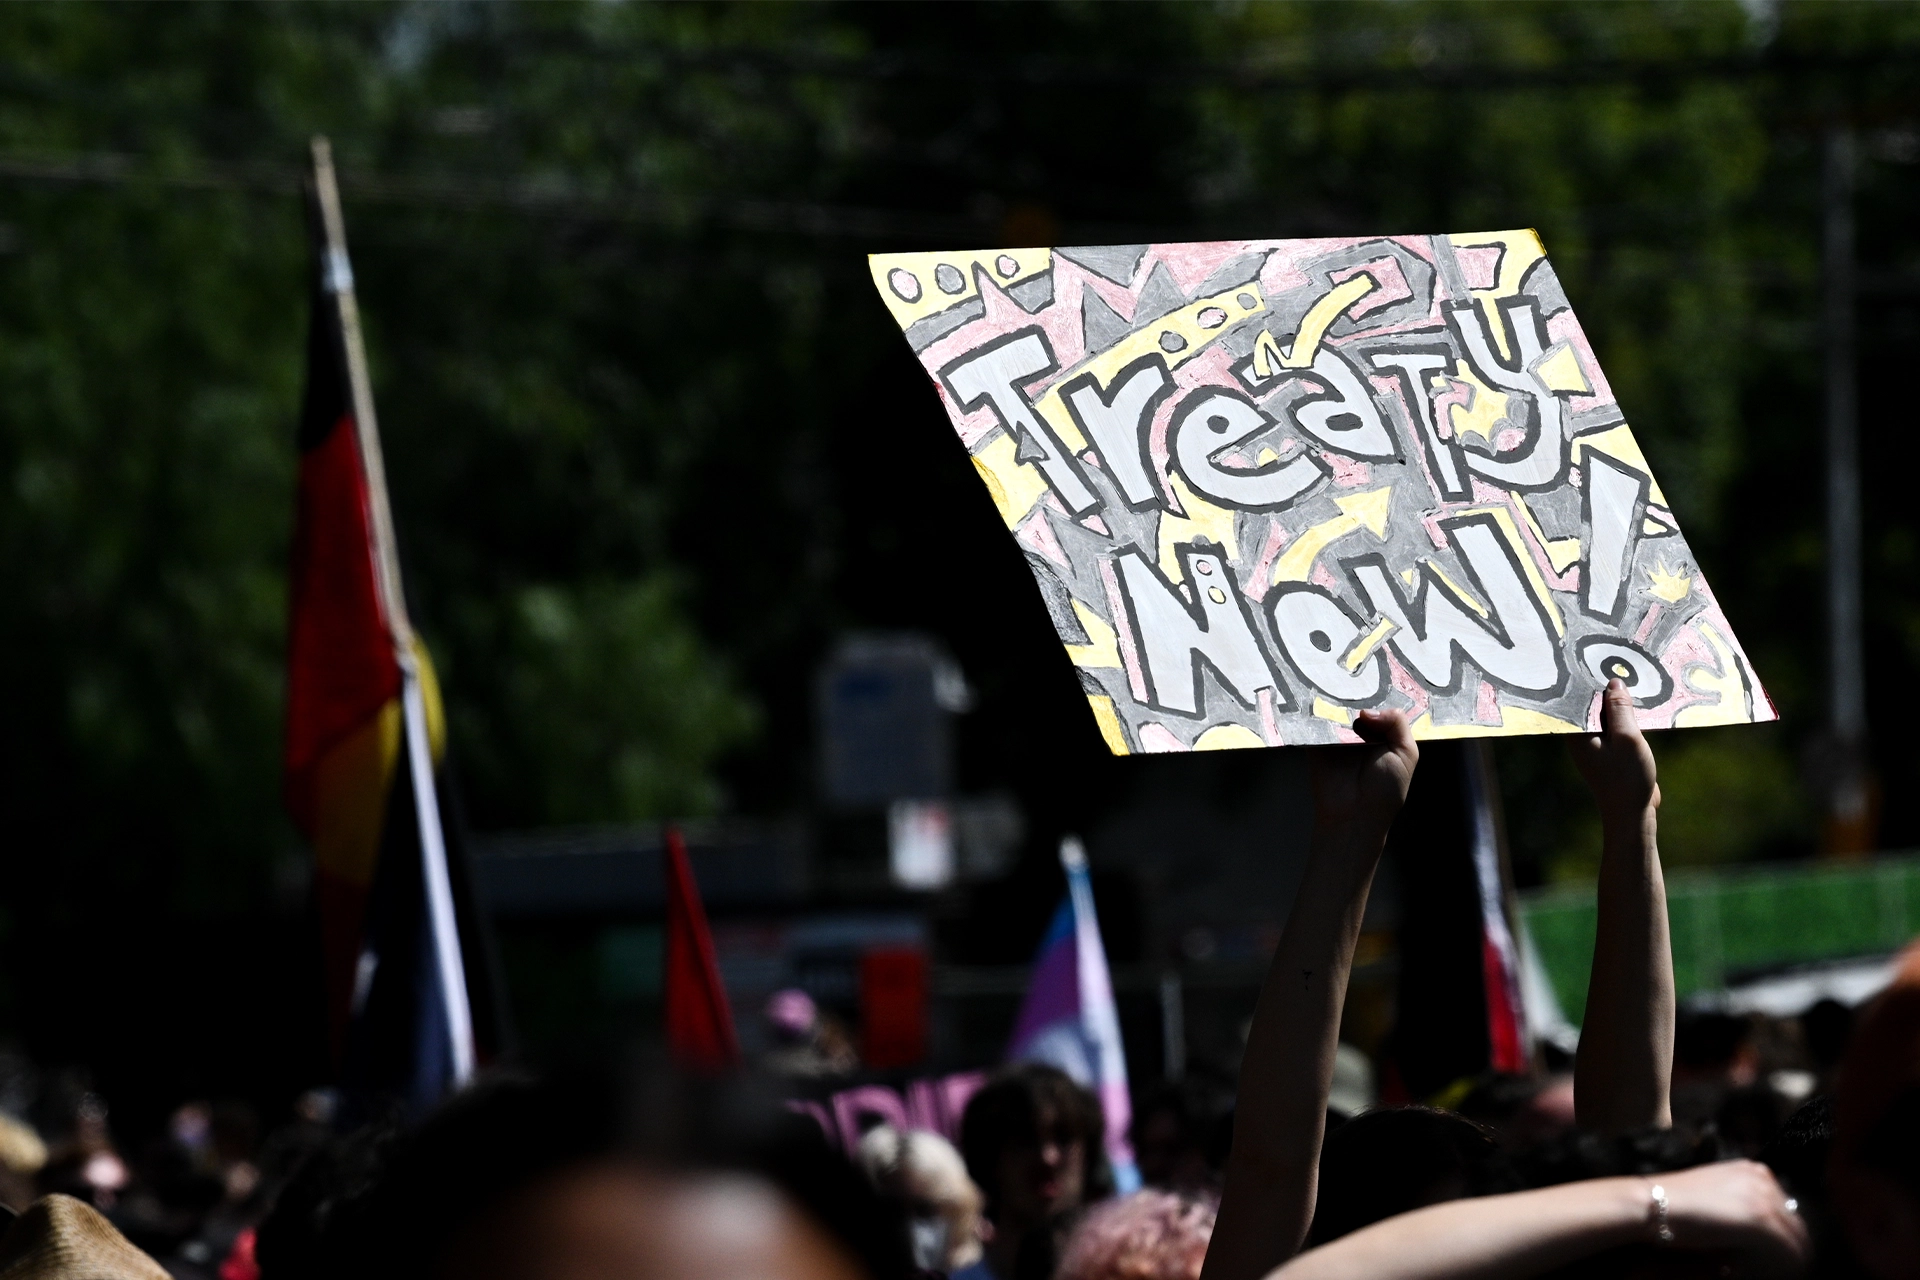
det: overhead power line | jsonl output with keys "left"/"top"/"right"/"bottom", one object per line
{"left": 0, "top": 147, "right": 1008, "bottom": 243}
{"left": 506, "top": 33, "right": 1920, "bottom": 97}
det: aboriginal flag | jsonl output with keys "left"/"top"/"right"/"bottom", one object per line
{"left": 284, "top": 140, "right": 499, "bottom": 1110}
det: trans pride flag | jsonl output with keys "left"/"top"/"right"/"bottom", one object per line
{"left": 1008, "top": 838, "right": 1139, "bottom": 1192}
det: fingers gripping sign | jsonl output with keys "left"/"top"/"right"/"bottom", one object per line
{"left": 1567, "top": 678, "right": 1660, "bottom": 818}
{"left": 1310, "top": 709, "right": 1419, "bottom": 838}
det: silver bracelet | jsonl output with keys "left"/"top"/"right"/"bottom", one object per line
{"left": 1648, "top": 1182, "right": 1674, "bottom": 1245}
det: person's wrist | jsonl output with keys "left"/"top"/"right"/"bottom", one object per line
{"left": 1308, "top": 817, "right": 1392, "bottom": 866}
{"left": 1598, "top": 801, "right": 1657, "bottom": 839}
{"left": 1598, "top": 1178, "right": 1667, "bottom": 1249}
{"left": 1641, "top": 1179, "right": 1675, "bottom": 1246}
{"left": 1335, "top": 818, "right": 1394, "bottom": 864}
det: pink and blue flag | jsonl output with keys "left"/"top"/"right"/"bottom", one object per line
{"left": 1008, "top": 837, "right": 1138, "bottom": 1192}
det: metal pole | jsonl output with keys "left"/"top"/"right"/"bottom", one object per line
{"left": 1159, "top": 969, "right": 1185, "bottom": 1082}
{"left": 1824, "top": 126, "right": 1870, "bottom": 851}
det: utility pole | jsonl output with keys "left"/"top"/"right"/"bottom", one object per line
{"left": 1823, "top": 125, "right": 1873, "bottom": 856}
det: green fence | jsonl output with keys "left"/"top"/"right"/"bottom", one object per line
{"left": 1520, "top": 852, "right": 1920, "bottom": 1025}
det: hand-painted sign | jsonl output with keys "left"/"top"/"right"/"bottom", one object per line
{"left": 871, "top": 234, "right": 1773, "bottom": 751}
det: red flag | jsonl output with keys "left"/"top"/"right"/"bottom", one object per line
{"left": 861, "top": 946, "right": 928, "bottom": 1070}
{"left": 664, "top": 826, "right": 739, "bottom": 1070}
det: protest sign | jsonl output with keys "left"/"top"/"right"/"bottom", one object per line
{"left": 785, "top": 1070, "right": 987, "bottom": 1154}
{"left": 871, "top": 234, "right": 1773, "bottom": 750}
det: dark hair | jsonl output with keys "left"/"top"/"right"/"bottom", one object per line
{"left": 253, "top": 1119, "right": 401, "bottom": 1280}
{"left": 1763, "top": 1093, "right": 1833, "bottom": 1197}
{"left": 261, "top": 1066, "right": 911, "bottom": 1280}
{"left": 1716, "top": 1082, "right": 1792, "bottom": 1157}
{"left": 1674, "top": 1010, "right": 1751, "bottom": 1071}
{"left": 1308, "top": 1107, "right": 1514, "bottom": 1245}
{"left": 960, "top": 1063, "right": 1114, "bottom": 1214}
{"left": 1851, "top": 1084, "right": 1920, "bottom": 1194}
{"left": 326, "top": 1072, "right": 616, "bottom": 1279}
{"left": 1456, "top": 1073, "right": 1545, "bottom": 1130}
{"left": 1129, "top": 1073, "right": 1236, "bottom": 1174}
{"left": 1802, "top": 1000, "right": 1854, "bottom": 1074}
{"left": 1757, "top": 1092, "right": 1869, "bottom": 1280}
{"left": 1516, "top": 1121, "right": 1721, "bottom": 1190}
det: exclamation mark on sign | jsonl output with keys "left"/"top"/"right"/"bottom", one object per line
{"left": 1581, "top": 451, "right": 1652, "bottom": 622}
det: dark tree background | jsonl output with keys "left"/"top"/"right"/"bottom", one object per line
{"left": 0, "top": 0, "right": 1917, "bottom": 1126}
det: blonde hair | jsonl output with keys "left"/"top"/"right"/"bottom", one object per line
{"left": 0, "top": 1112, "right": 46, "bottom": 1175}
{"left": 855, "top": 1125, "right": 985, "bottom": 1270}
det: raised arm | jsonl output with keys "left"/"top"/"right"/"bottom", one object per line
{"left": 1567, "top": 678, "right": 1673, "bottom": 1136}
{"left": 1201, "top": 710, "right": 1417, "bottom": 1280}
{"left": 1269, "top": 1159, "right": 1808, "bottom": 1280}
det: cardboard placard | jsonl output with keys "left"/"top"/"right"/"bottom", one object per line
{"left": 872, "top": 233, "right": 1773, "bottom": 751}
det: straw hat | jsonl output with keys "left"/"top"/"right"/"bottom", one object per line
{"left": 0, "top": 1116, "right": 45, "bottom": 1179}
{"left": 0, "top": 1195, "right": 168, "bottom": 1280}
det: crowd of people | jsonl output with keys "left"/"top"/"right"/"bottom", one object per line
{"left": 1, "top": 681, "right": 1917, "bottom": 1278}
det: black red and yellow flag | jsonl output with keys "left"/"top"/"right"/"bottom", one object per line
{"left": 284, "top": 139, "right": 497, "bottom": 1109}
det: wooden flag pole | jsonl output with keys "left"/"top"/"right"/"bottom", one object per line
{"left": 308, "top": 136, "right": 475, "bottom": 1086}
{"left": 308, "top": 136, "right": 412, "bottom": 648}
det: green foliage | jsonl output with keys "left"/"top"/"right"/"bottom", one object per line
{"left": 0, "top": 0, "right": 1914, "bottom": 955}
{"left": 1655, "top": 727, "right": 1814, "bottom": 867}
{"left": 0, "top": 174, "right": 303, "bottom": 913}
{"left": 1540, "top": 725, "right": 1813, "bottom": 882}
{"left": 1188, "top": 1, "right": 1772, "bottom": 533}
{"left": 447, "top": 577, "right": 756, "bottom": 825}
